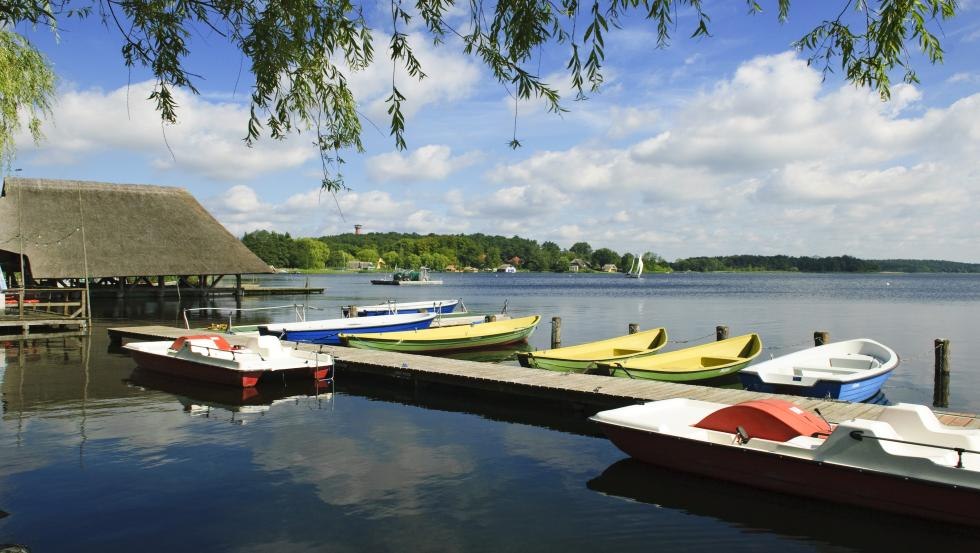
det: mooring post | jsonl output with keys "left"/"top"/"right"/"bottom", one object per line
{"left": 628, "top": 323, "right": 639, "bottom": 335}
{"left": 349, "top": 306, "right": 358, "bottom": 318}
{"left": 933, "top": 338, "right": 950, "bottom": 408}
{"left": 485, "top": 314, "right": 497, "bottom": 323}
{"left": 551, "top": 317, "right": 562, "bottom": 349}
{"left": 814, "top": 331, "right": 830, "bottom": 346}
{"left": 716, "top": 325, "right": 728, "bottom": 341}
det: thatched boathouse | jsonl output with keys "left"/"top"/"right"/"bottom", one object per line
{"left": 0, "top": 177, "right": 272, "bottom": 296}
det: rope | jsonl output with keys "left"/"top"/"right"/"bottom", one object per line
{"left": 668, "top": 332, "right": 714, "bottom": 344}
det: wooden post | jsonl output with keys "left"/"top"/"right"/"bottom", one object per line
{"left": 933, "top": 339, "right": 950, "bottom": 408}
{"left": 157, "top": 276, "right": 165, "bottom": 299}
{"left": 814, "top": 331, "right": 830, "bottom": 346}
{"left": 235, "top": 274, "right": 243, "bottom": 298}
{"left": 551, "top": 316, "right": 562, "bottom": 349}
{"left": 116, "top": 277, "right": 125, "bottom": 299}
{"left": 628, "top": 323, "right": 639, "bottom": 335}
{"left": 485, "top": 315, "right": 497, "bottom": 323}
{"left": 715, "top": 325, "right": 728, "bottom": 341}
{"left": 349, "top": 306, "right": 358, "bottom": 318}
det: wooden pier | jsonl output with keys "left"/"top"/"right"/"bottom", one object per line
{"left": 1, "top": 316, "right": 88, "bottom": 340}
{"left": 106, "top": 325, "right": 980, "bottom": 428}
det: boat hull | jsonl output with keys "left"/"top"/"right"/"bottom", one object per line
{"left": 128, "top": 349, "right": 329, "bottom": 387}
{"left": 343, "top": 326, "right": 536, "bottom": 353}
{"left": 596, "top": 422, "right": 980, "bottom": 527}
{"left": 591, "top": 359, "right": 754, "bottom": 381}
{"left": 359, "top": 302, "right": 458, "bottom": 316}
{"left": 261, "top": 318, "right": 435, "bottom": 345}
{"left": 740, "top": 368, "right": 895, "bottom": 402}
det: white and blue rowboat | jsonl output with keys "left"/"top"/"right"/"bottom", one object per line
{"left": 739, "top": 338, "right": 898, "bottom": 402}
{"left": 258, "top": 313, "right": 437, "bottom": 345}
{"left": 346, "top": 299, "right": 460, "bottom": 317}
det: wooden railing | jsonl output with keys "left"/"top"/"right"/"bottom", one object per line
{"left": 1, "top": 287, "right": 89, "bottom": 320}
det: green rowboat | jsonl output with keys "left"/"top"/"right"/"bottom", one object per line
{"left": 591, "top": 334, "right": 762, "bottom": 381}
{"left": 517, "top": 327, "right": 668, "bottom": 372}
{"left": 340, "top": 315, "right": 540, "bottom": 353}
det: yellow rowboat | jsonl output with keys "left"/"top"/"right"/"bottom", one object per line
{"left": 517, "top": 328, "right": 668, "bottom": 372}
{"left": 592, "top": 334, "right": 762, "bottom": 381}
{"left": 340, "top": 315, "right": 541, "bottom": 353}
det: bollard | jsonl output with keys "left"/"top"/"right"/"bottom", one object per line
{"left": 814, "top": 331, "right": 829, "bottom": 346}
{"left": 628, "top": 323, "right": 639, "bottom": 335}
{"left": 933, "top": 338, "right": 950, "bottom": 408}
{"left": 551, "top": 317, "right": 562, "bottom": 349}
{"left": 349, "top": 306, "right": 358, "bottom": 318}
{"left": 485, "top": 314, "right": 497, "bottom": 323}
{"left": 715, "top": 325, "right": 728, "bottom": 341}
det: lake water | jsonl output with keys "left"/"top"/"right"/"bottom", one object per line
{"left": 2, "top": 272, "right": 980, "bottom": 551}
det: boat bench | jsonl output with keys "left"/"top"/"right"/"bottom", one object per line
{"left": 792, "top": 366, "right": 864, "bottom": 376}
{"left": 611, "top": 348, "right": 643, "bottom": 356}
{"left": 699, "top": 356, "right": 740, "bottom": 367}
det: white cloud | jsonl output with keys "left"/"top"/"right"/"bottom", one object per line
{"left": 366, "top": 145, "right": 480, "bottom": 182}
{"left": 17, "top": 81, "right": 316, "bottom": 180}
{"left": 482, "top": 51, "right": 980, "bottom": 259}
{"left": 347, "top": 31, "right": 482, "bottom": 124}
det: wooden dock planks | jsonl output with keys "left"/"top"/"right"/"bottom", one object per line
{"left": 107, "top": 325, "right": 980, "bottom": 429}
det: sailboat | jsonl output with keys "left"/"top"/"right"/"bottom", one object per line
{"left": 626, "top": 255, "right": 643, "bottom": 278}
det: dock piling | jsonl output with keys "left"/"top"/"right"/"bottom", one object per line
{"left": 715, "top": 325, "right": 728, "bottom": 341}
{"left": 628, "top": 323, "right": 639, "bottom": 335}
{"left": 934, "top": 339, "right": 950, "bottom": 408}
{"left": 814, "top": 331, "right": 830, "bottom": 346}
{"left": 551, "top": 317, "right": 562, "bottom": 349}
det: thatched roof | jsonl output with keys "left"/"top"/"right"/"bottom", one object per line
{"left": 0, "top": 177, "right": 272, "bottom": 278}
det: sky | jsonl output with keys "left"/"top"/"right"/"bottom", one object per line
{"left": 9, "top": 1, "right": 980, "bottom": 262}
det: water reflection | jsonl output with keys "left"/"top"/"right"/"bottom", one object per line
{"left": 587, "top": 458, "right": 980, "bottom": 547}
{"left": 126, "top": 369, "right": 333, "bottom": 424}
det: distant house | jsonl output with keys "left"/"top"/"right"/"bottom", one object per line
{"left": 601, "top": 264, "right": 618, "bottom": 273}
{"left": 444, "top": 264, "right": 458, "bottom": 272}
{"left": 462, "top": 266, "right": 479, "bottom": 273}
{"left": 497, "top": 264, "right": 517, "bottom": 273}
{"left": 346, "top": 260, "right": 375, "bottom": 270}
{"left": 569, "top": 259, "right": 589, "bottom": 272}
{"left": 507, "top": 256, "right": 522, "bottom": 267}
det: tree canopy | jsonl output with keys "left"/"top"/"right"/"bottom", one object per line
{"left": 0, "top": 1, "right": 958, "bottom": 183}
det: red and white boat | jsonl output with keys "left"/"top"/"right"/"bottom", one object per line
{"left": 124, "top": 334, "right": 333, "bottom": 388}
{"left": 591, "top": 398, "right": 980, "bottom": 527}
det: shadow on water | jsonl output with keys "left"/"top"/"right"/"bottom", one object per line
{"left": 588, "top": 458, "right": 980, "bottom": 548}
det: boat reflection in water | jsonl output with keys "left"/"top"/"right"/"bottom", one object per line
{"left": 126, "top": 369, "right": 333, "bottom": 424}
{"left": 434, "top": 343, "right": 528, "bottom": 363}
{"left": 587, "top": 459, "right": 980, "bottom": 547}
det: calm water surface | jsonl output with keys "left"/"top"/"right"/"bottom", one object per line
{"left": 2, "top": 272, "right": 980, "bottom": 551}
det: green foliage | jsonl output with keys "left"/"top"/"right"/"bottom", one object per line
{"left": 0, "top": 1, "right": 958, "bottom": 183}
{"left": 293, "top": 238, "right": 330, "bottom": 269}
{"left": 241, "top": 229, "right": 295, "bottom": 268}
{"left": 0, "top": 29, "right": 55, "bottom": 169}
{"left": 669, "top": 254, "right": 881, "bottom": 272}
{"left": 569, "top": 242, "right": 593, "bottom": 259}
{"left": 591, "top": 247, "right": 620, "bottom": 268}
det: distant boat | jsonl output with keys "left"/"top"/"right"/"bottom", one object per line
{"left": 591, "top": 398, "right": 980, "bottom": 527}
{"left": 739, "top": 339, "right": 898, "bottom": 402}
{"left": 340, "top": 315, "right": 541, "bottom": 353}
{"left": 517, "top": 327, "right": 668, "bottom": 372}
{"left": 345, "top": 299, "right": 460, "bottom": 317}
{"left": 124, "top": 334, "right": 333, "bottom": 387}
{"left": 592, "top": 334, "right": 762, "bottom": 381}
{"left": 626, "top": 255, "right": 643, "bottom": 278}
{"left": 371, "top": 266, "right": 443, "bottom": 285}
{"left": 258, "top": 312, "right": 436, "bottom": 345}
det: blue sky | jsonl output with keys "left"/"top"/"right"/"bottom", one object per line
{"left": 10, "top": 2, "right": 980, "bottom": 261}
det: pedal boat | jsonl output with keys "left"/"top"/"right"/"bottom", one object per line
{"left": 124, "top": 334, "right": 333, "bottom": 387}
{"left": 591, "top": 398, "right": 980, "bottom": 527}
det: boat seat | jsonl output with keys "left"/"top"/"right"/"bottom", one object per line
{"left": 246, "top": 335, "right": 288, "bottom": 359}
{"left": 612, "top": 348, "right": 643, "bottom": 356}
{"left": 700, "top": 356, "right": 740, "bottom": 367}
{"left": 828, "top": 356, "right": 878, "bottom": 370}
{"left": 792, "top": 366, "right": 864, "bottom": 376}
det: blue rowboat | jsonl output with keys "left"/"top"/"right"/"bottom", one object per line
{"left": 739, "top": 338, "right": 898, "bottom": 402}
{"left": 258, "top": 313, "right": 437, "bottom": 345}
{"left": 348, "top": 299, "right": 460, "bottom": 317}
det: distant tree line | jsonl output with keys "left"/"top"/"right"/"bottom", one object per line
{"left": 240, "top": 231, "right": 980, "bottom": 273}
{"left": 241, "top": 230, "right": 670, "bottom": 272}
